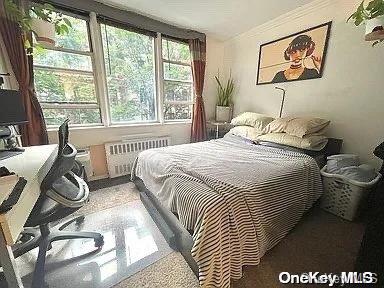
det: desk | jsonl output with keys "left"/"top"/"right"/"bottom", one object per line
{"left": 0, "top": 145, "right": 57, "bottom": 288}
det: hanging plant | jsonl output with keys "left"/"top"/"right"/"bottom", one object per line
{"left": 347, "top": 0, "right": 384, "bottom": 46}
{"left": 4, "top": 0, "right": 72, "bottom": 48}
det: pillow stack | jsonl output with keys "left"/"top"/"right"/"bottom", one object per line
{"left": 229, "top": 112, "right": 275, "bottom": 141}
{"left": 258, "top": 117, "right": 330, "bottom": 151}
{"left": 228, "top": 112, "right": 330, "bottom": 151}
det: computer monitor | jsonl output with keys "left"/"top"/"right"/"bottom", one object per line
{"left": 0, "top": 89, "right": 28, "bottom": 126}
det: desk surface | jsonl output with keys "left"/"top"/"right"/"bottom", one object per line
{"left": 0, "top": 145, "right": 57, "bottom": 244}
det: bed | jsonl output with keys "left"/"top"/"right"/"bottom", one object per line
{"left": 131, "top": 134, "right": 341, "bottom": 287}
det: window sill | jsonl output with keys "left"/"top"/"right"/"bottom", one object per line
{"left": 46, "top": 121, "right": 192, "bottom": 132}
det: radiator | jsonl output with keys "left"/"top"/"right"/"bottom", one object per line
{"left": 105, "top": 136, "right": 171, "bottom": 178}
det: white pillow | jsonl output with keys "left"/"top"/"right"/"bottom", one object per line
{"left": 228, "top": 126, "right": 261, "bottom": 142}
{"left": 231, "top": 112, "right": 274, "bottom": 131}
{"left": 264, "top": 117, "right": 330, "bottom": 138}
{"left": 257, "top": 133, "right": 328, "bottom": 151}
{"left": 263, "top": 117, "right": 294, "bottom": 134}
{"left": 284, "top": 117, "right": 330, "bottom": 138}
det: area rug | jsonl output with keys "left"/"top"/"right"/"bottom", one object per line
{"left": 76, "top": 182, "right": 140, "bottom": 216}
{"left": 83, "top": 182, "right": 198, "bottom": 288}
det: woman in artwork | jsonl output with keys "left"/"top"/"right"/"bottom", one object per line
{"left": 272, "top": 34, "right": 322, "bottom": 83}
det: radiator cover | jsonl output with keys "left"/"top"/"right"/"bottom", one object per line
{"left": 105, "top": 136, "right": 171, "bottom": 178}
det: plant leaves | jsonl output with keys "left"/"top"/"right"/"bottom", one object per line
{"left": 63, "top": 17, "right": 72, "bottom": 28}
{"left": 60, "top": 24, "right": 69, "bottom": 35}
{"left": 348, "top": 0, "right": 384, "bottom": 24}
{"left": 216, "top": 74, "right": 235, "bottom": 107}
{"left": 24, "top": 39, "right": 32, "bottom": 49}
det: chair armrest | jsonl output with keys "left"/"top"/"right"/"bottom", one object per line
{"left": 46, "top": 172, "right": 89, "bottom": 208}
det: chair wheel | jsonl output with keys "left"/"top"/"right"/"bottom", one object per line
{"left": 75, "top": 216, "right": 85, "bottom": 225}
{"left": 94, "top": 236, "right": 104, "bottom": 248}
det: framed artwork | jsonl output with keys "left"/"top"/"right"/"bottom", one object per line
{"left": 256, "top": 21, "right": 332, "bottom": 85}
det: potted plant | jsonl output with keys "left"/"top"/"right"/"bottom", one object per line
{"left": 348, "top": 0, "right": 384, "bottom": 46}
{"left": 4, "top": 0, "right": 72, "bottom": 47}
{"left": 215, "top": 74, "right": 235, "bottom": 122}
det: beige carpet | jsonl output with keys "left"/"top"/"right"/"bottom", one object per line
{"left": 84, "top": 181, "right": 365, "bottom": 288}
{"left": 114, "top": 252, "right": 199, "bottom": 288}
{"left": 232, "top": 207, "right": 365, "bottom": 288}
{"left": 77, "top": 182, "right": 140, "bottom": 216}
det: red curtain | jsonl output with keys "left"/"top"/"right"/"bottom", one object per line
{"left": 0, "top": 0, "right": 48, "bottom": 146}
{"left": 189, "top": 38, "right": 207, "bottom": 142}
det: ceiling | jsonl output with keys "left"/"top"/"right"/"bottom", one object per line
{"left": 96, "top": 0, "right": 314, "bottom": 40}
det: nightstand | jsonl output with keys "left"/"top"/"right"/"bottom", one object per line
{"left": 207, "top": 120, "right": 233, "bottom": 140}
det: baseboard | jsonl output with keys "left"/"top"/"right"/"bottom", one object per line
{"left": 88, "top": 175, "right": 130, "bottom": 191}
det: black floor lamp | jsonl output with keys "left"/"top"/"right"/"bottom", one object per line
{"left": 275, "top": 86, "right": 286, "bottom": 118}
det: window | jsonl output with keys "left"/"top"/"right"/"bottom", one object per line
{"left": 33, "top": 9, "right": 195, "bottom": 127}
{"left": 101, "top": 24, "right": 157, "bottom": 124}
{"left": 34, "top": 14, "right": 101, "bottom": 126}
{"left": 162, "top": 38, "right": 193, "bottom": 121}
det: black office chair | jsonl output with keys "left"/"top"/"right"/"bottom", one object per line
{"left": 12, "top": 119, "right": 104, "bottom": 288}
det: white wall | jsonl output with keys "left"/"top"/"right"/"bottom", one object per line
{"left": 204, "top": 37, "right": 225, "bottom": 120}
{"left": 223, "top": 0, "right": 384, "bottom": 168}
{"left": 48, "top": 122, "right": 192, "bottom": 147}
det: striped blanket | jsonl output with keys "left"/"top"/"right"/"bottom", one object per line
{"left": 132, "top": 135, "right": 323, "bottom": 287}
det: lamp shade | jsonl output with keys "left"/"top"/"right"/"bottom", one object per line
{"left": 365, "top": 16, "right": 384, "bottom": 41}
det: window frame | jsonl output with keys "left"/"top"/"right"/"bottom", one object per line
{"left": 34, "top": 9, "right": 193, "bottom": 129}
{"left": 99, "top": 22, "right": 159, "bottom": 126}
{"left": 33, "top": 11, "right": 103, "bottom": 128}
{"left": 161, "top": 37, "right": 194, "bottom": 123}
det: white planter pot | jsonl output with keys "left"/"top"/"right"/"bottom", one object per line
{"left": 216, "top": 106, "right": 231, "bottom": 122}
{"left": 365, "top": 16, "right": 384, "bottom": 41}
{"left": 31, "top": 18, "right": 56, "bottom": 46}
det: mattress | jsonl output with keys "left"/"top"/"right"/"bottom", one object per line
{"left": 131, "top": 134, "right": 323, "bottom": 287}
